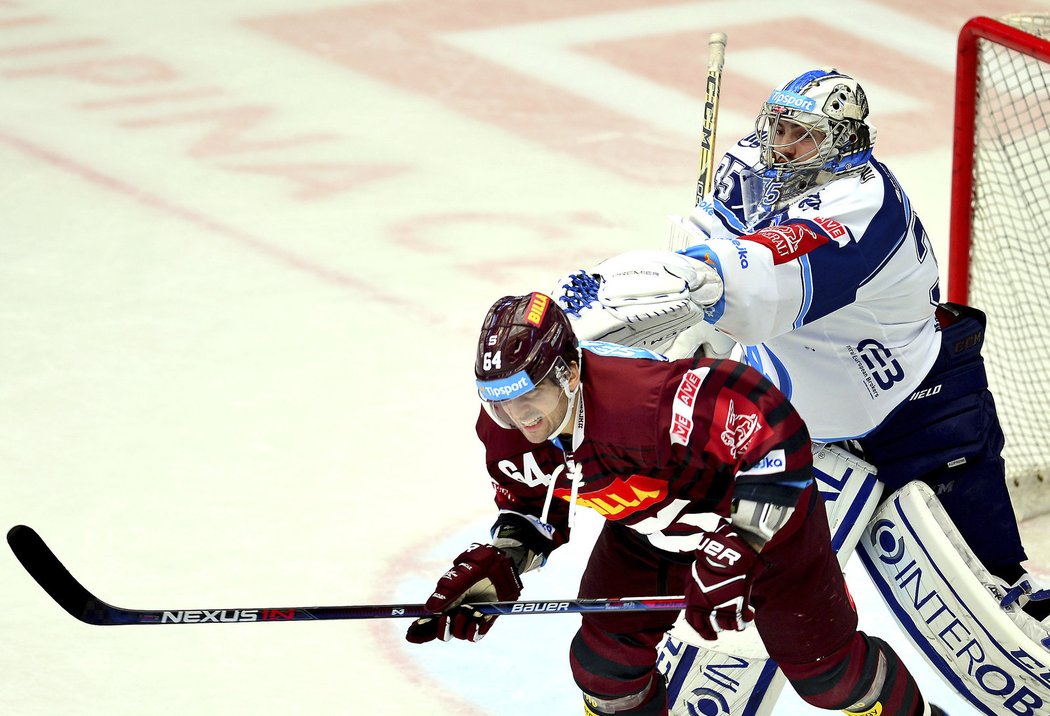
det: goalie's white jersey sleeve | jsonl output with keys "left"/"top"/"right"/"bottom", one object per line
{"left": 685, "top": 137, "right": 941, "bottom": 441}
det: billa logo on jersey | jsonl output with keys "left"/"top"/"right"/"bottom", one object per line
{"left": 554, "top": 474, "right": 666, "bottom": 520}
{"left": 525, "top": 293, "right": 549, "bottom": 326}
{"left": 751, "top": 224, "right": 827, "bottom": 264}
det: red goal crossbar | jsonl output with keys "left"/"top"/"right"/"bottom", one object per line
{"left": 948, "top": 16, "right": 1050, "bottom": 302}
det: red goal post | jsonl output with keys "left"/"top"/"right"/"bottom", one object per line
{"left": 949, "top": 15, "right": 1050, "bottom": 519}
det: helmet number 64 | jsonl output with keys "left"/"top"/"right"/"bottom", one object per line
{"left": 483, "top": 351, "right": 502, "bottom": 371}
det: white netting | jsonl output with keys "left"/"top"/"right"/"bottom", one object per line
{"left": 968, "top": 14, "right": 1050, "bottom": 519}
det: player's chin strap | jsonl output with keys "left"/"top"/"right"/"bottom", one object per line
{"left": 540, "top": 373, "right": 586, "bottom": 531}
{"left": 549, "top": 348, "right": 583, "bottom": 441}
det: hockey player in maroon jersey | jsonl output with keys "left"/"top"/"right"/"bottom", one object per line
{"left": 406, "top": 292, "right": 943, "bottom": 716}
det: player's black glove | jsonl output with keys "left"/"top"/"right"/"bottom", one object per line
{"left": 405, "top": 543, "right": 522, "bottom": 644}
{"left": 685, "top": 519, "right": 758, "bottom": 640}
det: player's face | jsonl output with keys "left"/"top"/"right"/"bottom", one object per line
{"left": 770, "top": 120, "right": 825, "bottom": 164}
{"left": 490, "top": 364, "right": 580, "bottom": 443}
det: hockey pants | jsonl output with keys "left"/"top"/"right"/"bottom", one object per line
{"left": 857, "top": 302, "right": 1027, "bottom": 574}
{"left": 569, "top": 484, "right": 929, "bottom": 714}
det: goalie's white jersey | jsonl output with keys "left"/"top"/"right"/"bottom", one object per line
{"left": 688, "top": 137, "right": 941, "bottom": 441}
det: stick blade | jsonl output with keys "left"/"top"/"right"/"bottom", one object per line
{"left": 7, "top": 525, "right": 109, "bottom": 625}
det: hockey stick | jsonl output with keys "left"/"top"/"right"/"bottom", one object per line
{"left": 7, "top": 525, "right": 686, "bottom": 625}
{"left": 694, "top": 32, "right": 727, "bottom": 206}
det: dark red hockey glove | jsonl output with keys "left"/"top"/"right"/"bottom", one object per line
{"left": 685, "top": 519, "right": 759, "bottom": 641}
{"left": 405, "top": 543, "right": 522, "bottom": 644}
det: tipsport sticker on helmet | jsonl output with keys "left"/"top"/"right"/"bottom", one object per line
{"left": 767, "top": 89, "right": 817, "bottom": 113}
{"left": 525, "top": 292, "right": 550, "bottom": 327}
{"left": 477, "top": 370, "right": 535, "bottom": 402}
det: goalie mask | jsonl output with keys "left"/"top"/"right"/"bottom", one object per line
{"left": 476, "top": 293, "right": 581, "bottom": 443}
{"left": 747, "top": 68, "right": 877, "bottom": 220}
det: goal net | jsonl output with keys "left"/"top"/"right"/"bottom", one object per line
{"left": 949, "top": 15, "right": 1050, "bottom": 520}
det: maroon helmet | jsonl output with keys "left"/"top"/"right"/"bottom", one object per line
{"left": 475, "top": 293, "right": 580, "bottom": 433}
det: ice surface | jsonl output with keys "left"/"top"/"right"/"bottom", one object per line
{"left": 3, "top": 1, "right": 1049, "bottom": 714}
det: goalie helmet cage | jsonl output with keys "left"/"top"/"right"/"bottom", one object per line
{"left": 949, "top": 15, "right": 1050, "bottom": 520}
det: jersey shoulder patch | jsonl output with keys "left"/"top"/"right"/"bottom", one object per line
{"left": 709, "top": 394, "right": 774, "bottom": 463}
{"left": 745, "top": 221, "right": 830, "bottom": 264}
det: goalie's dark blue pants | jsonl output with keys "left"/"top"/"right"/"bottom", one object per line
{"left": 857, "top": 302, "right": 1027, "bottom": 576}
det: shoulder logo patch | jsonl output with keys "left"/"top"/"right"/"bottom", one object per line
{"left": 748, "top": 223, "right": 828, "bottom": 264}
{"left": 721, "top": 400, "right": 761, "bottom": 459}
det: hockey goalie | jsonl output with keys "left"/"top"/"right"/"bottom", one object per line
{"left": 551, "top": 68, "right": 1050, "bottom": 715}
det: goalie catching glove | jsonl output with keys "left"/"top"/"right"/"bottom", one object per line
{"left": 552, "top": 249, "right": 724, "bottom": 352}
{"left": 685, "top": 519, "right": 759, "bottom": 641}
{"left": 405, "top": 543, "right": 522, "bottom": 644}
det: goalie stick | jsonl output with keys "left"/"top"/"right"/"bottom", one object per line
{"left": 694, "top": 31, "right": 727, "bottom": 206}
{"left": 7, "top": 525, "right": 686, "bottom": 625}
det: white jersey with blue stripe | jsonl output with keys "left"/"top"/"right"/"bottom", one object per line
{"left": 685, "top": 138, "right": 941, "bottom": 441}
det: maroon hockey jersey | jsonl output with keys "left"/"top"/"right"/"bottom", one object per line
{"left": 477, "top": 344, "right": 815, "bottom": 556}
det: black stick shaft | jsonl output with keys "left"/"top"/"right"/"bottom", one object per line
{"left": 8, "top": 525, "right": 686, "bottom": 626}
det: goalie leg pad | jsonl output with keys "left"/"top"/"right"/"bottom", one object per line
{"left": 658, "top": 629, "right": 785, "bottom": 716}
{"left": 860, "top": 481, "right": 1050, "bottom": 714}
{"left": 812, "top": 442, "right": 885, "bottom": 561}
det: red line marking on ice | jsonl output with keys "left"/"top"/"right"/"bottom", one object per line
{"left": 0, "top": 130, "right": 439, "bottom": 319}
{"left": 0, "top": 37, "right": 107, "bottom": 56}
{"left": 368, "top": 529, "right": 496, "bottom": 716}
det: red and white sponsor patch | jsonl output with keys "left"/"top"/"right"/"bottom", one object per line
{"left": 748, "top": 223, "right": 828, "bottom": 264}
{"left": 675, "top": 370, "right": 703, "bottom": 408}
{"left": 705, "top": 395, "right": 774, "bottom": 463}
{"left": 670, "top": 368, "right": 709, "bottom": 446}
{"left": 670, "top": 412, "right": 693, "bottom": 446}
{"left": 721, "top": 399, "right": 760, "bottom": 458}
{"left": 814, "top": 216, "right": 847, "bottom": 239}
